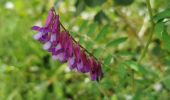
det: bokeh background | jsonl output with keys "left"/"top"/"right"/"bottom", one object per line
{"left": 0, "top": 0, "right": 170, "bottom": 100}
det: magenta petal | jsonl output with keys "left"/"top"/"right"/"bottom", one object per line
{"left": 90, "top": 72, "right": 97, "bottom": 81}
{"left": 68, "top": 56, "right": 76, "bottom": 70}
{"left": 32, "top": 26, "right": 41, "bottom": 31}
{"left": 45, "top": 9, "right": 54, "bottom": 27}
{"left": 52, "top": 15, "right": 60, "bottom": 33}
{"left": 77, "top": 61, "right": 83, "bottom": 72}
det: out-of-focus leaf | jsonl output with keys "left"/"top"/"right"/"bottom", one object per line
{"left": 162, "top": 28, "right": 170, "bottom": 52}
{"left": 133, "top": 90, "right": 142, "bottom": 100}
{"left": 154, "top": 21, "right": 164, "bottom": 39}
{"left": 114, "top": 0, "right": 134, "bottom": 6}
{"left": 79, "top": 20, "right": 88, "bottom": 32}
{"left": 111, "top": 95, "right": 118, "bottom": 100}
{"left": 95, "top": 25, "right": 109, "bottom": 41}
{"left": 106, "top": 37, "right": 127, "bottom": 47}
{"left": 94, "top": 10, "right": 109, "bottom": 23}
{"left": 104, "top": 55, "right": 113, "bottom": 65}
{"left": 118, "top": 64, "right": 127, "bottom": 79}
{"left": 93, "top": 48, "right": 103, "bottom": 58}
{"left": 153, "top": 8, "right": 170, "bottom": 22}
{"left": 115, "top": 51, "right": 136, "bottom": 56}
{"left": 123, "top": 60, "right": 139, "bottom": 71}
{"left": 84, "top": 0, "right": 106, "bottom": 7}
{"left": 163, "top": 77, "right": 170, "bottom": 90}
{"left": 74, "top": 0, "right": 86, "bottom": 16}
{"left": 124, "top": 60, "right": 148, "bottom": 74}
{"left": 87, "top": 22, "right": 98, "bottom": 36}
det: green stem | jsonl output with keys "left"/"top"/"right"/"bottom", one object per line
{"left": 138, "top": 0, "right": 155, "bottom": 64}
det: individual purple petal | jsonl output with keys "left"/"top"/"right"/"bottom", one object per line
{"left": 76, "top": 60, "right": 83, "bottom": 72}
{"left": 38, "top": 33, "right": 49, "bottom": 43}
{"left": 52, "top": 15, "right": 60, "bottom": 34}
{"left": 50, "top": 34, "right": 56, "bottom": 42}
{"left": 45, "top": 8, "right": 55, "bottom": 27}
{"left": 33, "top": 32, "right": 42, "bottom": 40}
{"left": 74, "top": 44, "right": 81, "bottom": 62}
{"left": 67, "top": 37, "right": 74, "bottom": 57}
{"left": 68, "top": 56, "right": 76, "bottom": 70}
{"left": 32, "top": 26, "right": 41, "bottom": 31}
{"left": 55, "top": 43, "right": 62, "bottom": 51}
{"left": 52, "top": 53, "right": 67, "bottom": 62}
{"left": 43, "top": 41, "right": 51, "bottom": 50}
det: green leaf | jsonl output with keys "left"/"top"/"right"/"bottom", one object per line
{"left": 94, "top": 10, "right": 109, "bottom": 23}
{"left": 154, "top": 21, "right": 164, "bottom": 39}
{"left": 106, "top": 37, "right": 127, "bottom": 47}
{"left": 87, "top": 22, "right": 98, "bottom": 36}
{"left": 163, "top": 77, "right": 170, "bottom": 90}
{"left": 95, "top": 25, "right": 109, "bottom": 41}
{"left": 153, "top": 8, "right": 170, "bottom": 22}
{"left": 123, "top": 60, "right": 139, "bottom": 71}
{"left": 104, "top": 55, "right": 113, "bottom": 65}
{"left": 114, "top": 0, "right": 134, "bottom": 6}
{"left": 93, "top": 48, "right": 103, "bottom": 58}
{"left": 162, "top": 28, "right": 170, "bottom": 52}
{"left": 115, "top": 51, "right": 136, "bottom": 56}
{"left": 79, "top": 20, "right": 88, "bottom": 32}
{"left": 74, "top": 0, "right": 86, "bottom": 16}
{"left": 84, "top": 0, "right": 106, "bottom": 7}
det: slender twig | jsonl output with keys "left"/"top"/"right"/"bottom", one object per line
{"left": 138, "top": 0, "right": 155, "bottom": 64}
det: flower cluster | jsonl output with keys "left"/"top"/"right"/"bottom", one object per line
{"left": 31, "top": 7, "right": 103, "bottom": 81}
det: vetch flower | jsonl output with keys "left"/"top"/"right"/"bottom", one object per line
{"left": 31, "top": 7, "right": 103, "bottom": 81}
{"left": 32, "top": 7, "right": 55, "bottom": 43}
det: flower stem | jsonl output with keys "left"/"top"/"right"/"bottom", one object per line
{"left": 138, "top": 0, "right": 155, "bottom": 64}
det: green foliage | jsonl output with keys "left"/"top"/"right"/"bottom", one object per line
{"left": 106, "top": 37, "right": 127, "bottom": 47}
{"left": 153, "top": 7, "right": 170, "bottom": 22}
{"left": 0, "top": 0, "right": 170, "bottom": 100}
{"left": 114, "top": 0, "right": 134, "bottom": 6}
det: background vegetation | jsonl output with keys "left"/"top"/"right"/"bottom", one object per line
{"left": 0, "top": 0, "right": 170, "bottom": 100}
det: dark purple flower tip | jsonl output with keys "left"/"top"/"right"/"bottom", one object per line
{"left": 45, "top": 7, "right": 55, "bottom": 27}
{"left": 32, "top": 26, "right": 41, "bottom": 31}
{"left": 88, "top": 58, "right": 103, "bottom": 81}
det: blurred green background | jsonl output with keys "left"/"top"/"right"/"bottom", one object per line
{"left": 0, "top": 0, "right": 170, "bottom": 100}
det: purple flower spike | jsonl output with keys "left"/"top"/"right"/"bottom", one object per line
{"left": 32, "top": 7, "right": 103, "bottom": 81}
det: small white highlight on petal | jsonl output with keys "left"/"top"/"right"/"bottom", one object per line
{"left": 68, "top": 56, "right": 75, "bottom": 66}
{"left": 55, "top": 43, "right": 61, "bottom": 51}
{"left": 77, "top": 61, "right": 83, "bottom": 71}
{"left": 52, "top": 53, "right": 65, "bottom": 61}
{"left": 43, "top": 41, "right": 51, "bottom": 50}
{"left": 58, "top": 53, "right": 65, "bottom": 62}
{"left": 50, "top": 34, "right": 56, "bottom": 42}
{"left": 33, "top": 32, "right": 42, "bottom": 40}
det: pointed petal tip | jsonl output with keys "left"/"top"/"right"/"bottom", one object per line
{"left": 31, "top": 26, "right": 41, "bottom": 31}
